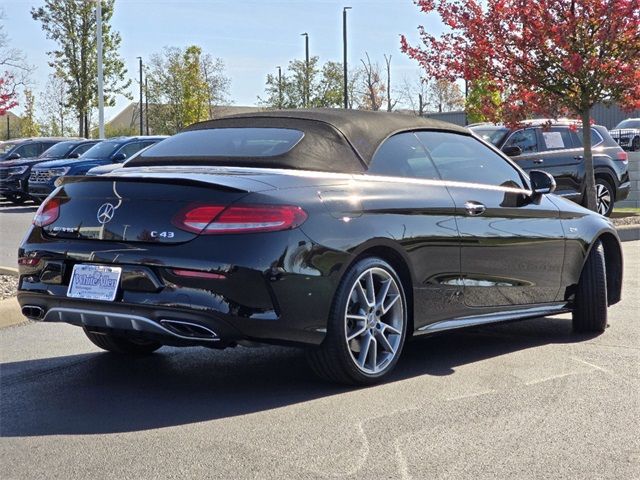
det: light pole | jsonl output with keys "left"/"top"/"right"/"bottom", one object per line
{"left": 277, "top": 66, "right": 283, "bottom": 108}
{"left": 96, "top": 0, "right": 105, "bottom": 139}
{"left": 145, "top": 76, "right": 149, "bottom": 135}
{"left": 301, "top": 32, "right": 309, "bottom": 107}
{"left": 137, "top": 57, "right": 143, "bottom": 136}
{"left": 343, "top": 7, "right": 352, "bottom": 109}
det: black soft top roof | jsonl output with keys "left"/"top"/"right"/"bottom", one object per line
{"left": 128, "top": 108, "right": 469, "bottom": 172}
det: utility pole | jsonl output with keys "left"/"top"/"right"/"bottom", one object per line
{"left": 137, "top": 57, "right": 143, "bottom": 136}
{"left": 145, "top": 76, "right": 149, "bottom": 135}
{"left": 343, "top": 7, "right": 351, "bottom": 109}
{"left": 277, "top": 66, "right": 283, "bottom": 108}
{"left": 301, "top": 33, "right": 309, "bottom": 107}
{"left": 96, "top": 0, "right": 105, "bottom": 139}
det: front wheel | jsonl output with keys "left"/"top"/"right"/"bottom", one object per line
{"left": 6, "top": 193, "right": 27, "bottom": 205}
{"left": 306, "top": 257, "right": 408, "bottom": 385}
{"left": 83, "top": 328, "right": 162, "bottom": 355}
{"left": 572, "top": 241, "right": 608, "bottom": 333}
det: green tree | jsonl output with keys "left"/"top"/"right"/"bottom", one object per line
{"left": 465, "top": 77, "right": 502, "bottom": 123}
{"left": 20, "top": 89, "right": 40, "bottom": 137}
{"left": 147, "top": 45, "right": 229, "bottom": 134}
{"left": 32, "top": 0, "right": 130, "bottom": 138}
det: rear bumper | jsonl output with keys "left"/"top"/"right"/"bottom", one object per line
{"left": 616, "top": 181, "right": 631, "bottom": 202}
{"left": 17, "top": 227, "right": 347, "bottom": 347}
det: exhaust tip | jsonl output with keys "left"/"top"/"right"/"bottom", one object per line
{"left": 22, "top": 305, "right": 44, "bottom": 320}
{"left": 160, "top": 319, "right": 218, "bottom": 339}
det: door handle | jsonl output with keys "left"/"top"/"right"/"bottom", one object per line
{"left": 574, "top": 155, "right": 583, "bottom": 160}
{"left": 533, "top": 158, "right": 544, "bottom": 164}
{"left": 464, "top": 201, "right": 486, "bottom": 216}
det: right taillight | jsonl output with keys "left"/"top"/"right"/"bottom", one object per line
{"left": 172, "top": 204, "right": 307, "bottom": 235}
{"left": 33, "top": 197, "right": 60, "bottom": 227}
{"left": 616, "top": 151, "right": 628, "bottom": 163}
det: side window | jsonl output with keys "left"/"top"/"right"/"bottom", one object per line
{"left": 540, "top": 127, "right": 573, "bottom": 151}
{"left": 72, "top": 143, "right": 95, "bottom": 156}
{"left": 16, "top": 143, "right": 40, "bottom": 158}
{"left": 368, "top": 132, "right": 439, "bottom": 180}
{"left": 39, "top": 142, "right": 57, "bottom": 154}
{"left": 575, "top": 128, "right": 604, "bottom": 148}
{"left": 415, "top": 131, "right": 525, "bottom": 189}
{"left": 118, "top": 142, "right": 143, "bottom": 159}
{"left": 503, "top": 128, "right": 539, "bottom": 153}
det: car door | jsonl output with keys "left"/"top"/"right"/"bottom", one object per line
{"left": 362, "top": 131, "right": 463, "bottom": 329}
{"left": 534, "top": 127, "right": 584, "bottom": 199}
{"left": 415, "top": 131, "right": 565, "bottom": 308}
{"left": 502, "top": 127, "right": 542, "bottom": 172}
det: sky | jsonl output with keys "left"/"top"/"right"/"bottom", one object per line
{"left": 2, "top": 0, "right": 444, "bottom": 121}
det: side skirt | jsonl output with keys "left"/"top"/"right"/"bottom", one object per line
{"left": 415, "top": 303, "right": 571, "bottom": 335}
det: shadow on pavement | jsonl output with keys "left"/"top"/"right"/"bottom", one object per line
{"left": 0, "top": 315, "right": 597, "bottom": 437}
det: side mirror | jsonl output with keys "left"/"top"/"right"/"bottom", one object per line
{"left": 68, "top": 152, "right": 81, "bottom": 159}
{"left": 112, "top": 152, "right": 126, "bottom": 162}
{"left": 502, "top": 145, "right": 522, "bottom": 157}
{"left": 6, "top": 152, "right": 20, "bottom": 160}
{"left": 529, "top": 170, "right": 556, "bottom": 195}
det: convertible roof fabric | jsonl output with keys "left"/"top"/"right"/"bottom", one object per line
{"left": 128, "top": 108, "right": 469, "bottom": 173}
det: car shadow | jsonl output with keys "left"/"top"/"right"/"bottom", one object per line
{"left": 0, "top": 315, "right": 597, "bottom": 437}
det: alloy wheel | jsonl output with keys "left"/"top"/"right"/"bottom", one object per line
{"left": 595, "top": 183, "right": 611, "bottom": 216}
{"left": 344, "top": 267, "right": 404, "bottom": 375}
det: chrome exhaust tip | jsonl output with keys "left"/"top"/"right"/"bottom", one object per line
{"left": 21, "top": 305, "right": 45, "bottom": 320}
{"left": 160, "top": 319, "right": 218, "bottom": 339}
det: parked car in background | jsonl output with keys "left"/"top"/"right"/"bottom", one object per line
{"left": 28, "top": 136, "right": 166, "bottom": 202}
{"left": 18, "top": 110, "right": 622, "bottom": 385}
{"left": 85, "top": 144, "right": 156, "bottom": 176}
{"left": 0, "top": 137, "right": 77, "bottom": 204}
{"left": 470, "top": 120, "right": 630, "bottom": 216}
{"left": 609, "top": 118, "right": 640, "bottom": 151}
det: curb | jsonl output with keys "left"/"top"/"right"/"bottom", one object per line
{"left": 616, "top": 224, "right": 640, "bottom": 242}
{"left": 0, "top": 297, "right": 26, "bottom": 329}
{"left": 0, "top": 266, "right": 18, "bottom": 276}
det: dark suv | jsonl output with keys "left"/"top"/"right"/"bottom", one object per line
{"left": 470, "top": 120, "right": 630, "bottom": 216}
{"left": 28, "top": 136, "right": 166, "bottom": 202}
{"left": 0, "top": 138, "right": 70, "bottom": 203}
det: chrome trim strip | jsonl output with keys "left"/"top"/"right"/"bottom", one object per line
{"left": 160, "top": 319, "right": 218, "bottom": 338}
{"left": 41, "top": 307, "right": 220, "bottom": 342}
{"left": 417, "top": 304, "right": 569, "bottom": 333}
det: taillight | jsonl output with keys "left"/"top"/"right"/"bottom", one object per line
{"left": 172, "top": 204, "right": 307, "bottom": 235}
{"left": 616, "top": 151, "right": 628, "bottom": 163}
{"left": 33, "top": 198, "right": 60, "bottom": 227}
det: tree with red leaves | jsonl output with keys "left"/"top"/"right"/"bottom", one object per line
{"left": 401, "top": 0, "right": 640, "bottom": 211}
{"left": 0, "top": 75, "right": 18, "bottom": 116}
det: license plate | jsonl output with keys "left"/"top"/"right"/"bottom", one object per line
{"left": 67, "top": 264, "right": 122, "bottom": 301}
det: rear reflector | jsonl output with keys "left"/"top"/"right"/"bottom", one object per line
{"left": 171, "top": 269, "right": 225, "bottom": 279}
{"left": 172, "top": 204, "right": 307, "bottom": 235}
{"left": 616, "top": 151, "right": 628, "bottom": 163}
{"left": 33, "top": 198, "right": 60, "bottom": 227}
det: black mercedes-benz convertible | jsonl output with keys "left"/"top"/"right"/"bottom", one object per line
{"left": 17, "top": 109, "right": 623, "bottom": 385}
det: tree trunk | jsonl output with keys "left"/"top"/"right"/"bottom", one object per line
{"left": 581, "top": 108, "right": 597, "bottom": 212}
{"left": 78, "top": 113, "right": 84, "bottom": 138}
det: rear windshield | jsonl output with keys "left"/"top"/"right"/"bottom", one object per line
{"left": 470, "top": 127, "right": 510, "bottom": 146}
{"left": 140, "top": 128, "right": 304, "bottom": 159}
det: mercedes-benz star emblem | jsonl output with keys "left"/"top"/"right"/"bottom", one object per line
{"left": 97, "top": 202, "right": 116, "bottom": 224}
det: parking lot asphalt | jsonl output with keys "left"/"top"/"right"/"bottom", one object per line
{"left": 0, "top": 197, "right": 37, "bottom": 269}
{"left": 0, "top": 241, "right": 638, "bottom": 479}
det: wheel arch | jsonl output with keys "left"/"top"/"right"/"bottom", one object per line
{"left": 586, "top": 231, "right": 623, "bottom": 306}
{"left": 593, "top": 167, "right": 617, "bottom": 200}
{"left": 348, "top": 240, "right": 415, "bottom": 335}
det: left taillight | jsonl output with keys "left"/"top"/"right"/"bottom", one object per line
{"left": 616, "top": 151, "right": 628, "bottom": 163}
{"left": 33, "top": 197, "right": 60, "bottom": 227}
{"left": 172, "top": 204, "right": 308, "bottom": 235}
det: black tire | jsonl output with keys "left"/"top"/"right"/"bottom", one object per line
{"left": 306, "top": 257, "right": 408, "bottom": 385}
{"left": 572, "top": 241, "right": 608, "bottom": 333}
{"left": 595, "top": 178, "right": 614, "bottom": 217}
{"left": 632, "top": 136, "right": 640, "bottom": 152}
{"left": 6, "top": 193, "right": 27, "bottom": 205}
{"left": 83, "top": 328, "right": 162, "bottom": 355}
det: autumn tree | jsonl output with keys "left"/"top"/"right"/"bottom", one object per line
{"left": 399, "top": 76, "right": 429, "bottom": 115}
{"left": 147, "top": 45, "right": 230, "bottom": 134}
{"left": 427, "top": 79, "right": 464, "bottom": 113}
{"left": 20, "top": 89, "right": 40, "bottom": 137}
{"left": 32, "top": 0, "right": 130, "bottom": 138}
{"left": 402, "top": 0, "right": 640, "bottom": 210}
{"left": 358, "top": 52, "right": 385, "bottom": 111}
